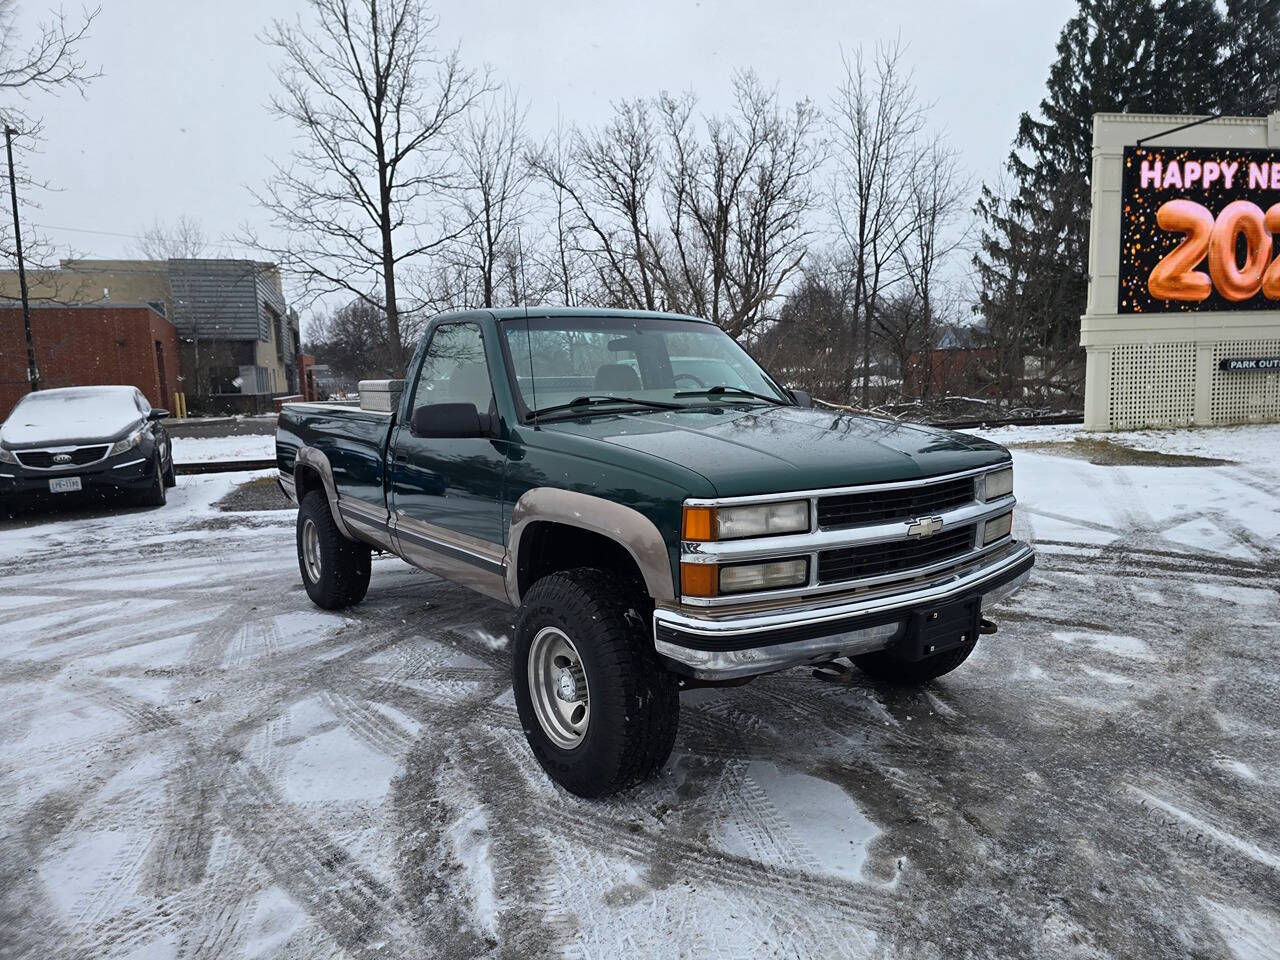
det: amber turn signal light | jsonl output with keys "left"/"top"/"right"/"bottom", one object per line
{"left": 682, "top": 505, "right": 716, "bottom": 541}
{"left": 680, "top": 562, "right": 718, "bottom": 597}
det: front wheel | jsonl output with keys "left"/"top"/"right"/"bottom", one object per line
{"left": 513, "top": 568, "right": 678, "bottom": 798}
{"left": 296, "top": 490, "right": 371, "bottom": 609}
{"left": 135, "top": 453, "right": 167, "bottom": 508}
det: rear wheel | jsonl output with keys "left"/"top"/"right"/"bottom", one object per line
{"left": 513, "top": 568, "right": 678, "bottom": 798}
{"left": 852, "top": 635, "right": 978, "bottom": 685}
{"left": 296, "top": 490, "right": 371, "bottom": 609}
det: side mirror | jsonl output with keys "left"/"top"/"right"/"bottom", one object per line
{"left": 410, "top": 402, "right": 489, "bottom": 438}
{"left": 787, "top": 389, "right": 813, "bottom": 409}
{"left": 148, "top": 408, "right": 170, "bottom": 421}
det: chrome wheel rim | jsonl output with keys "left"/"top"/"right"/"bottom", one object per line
{"left": 528, "top": 626, "right": 590, "bottom": 749}
{"left": 301, "top": 517, "right": 322, "bottom": 583}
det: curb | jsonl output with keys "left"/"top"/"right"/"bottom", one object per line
{"left": 175, "top": 460, "right": 276, "bottom": 475}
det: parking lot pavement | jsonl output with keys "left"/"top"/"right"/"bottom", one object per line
{"left": 1, "top": 437, "right": 1278, "bottom": 959}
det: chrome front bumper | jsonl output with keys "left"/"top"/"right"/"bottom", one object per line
{"left": 653, "top": 542, "right": 1034, "bottom": 680}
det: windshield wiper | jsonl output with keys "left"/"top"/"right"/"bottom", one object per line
{"left": 527, "top": 394, "right": 684, "bottom": 421}
{"left": 672, "top": 384, "right": 788, "bottom": 405}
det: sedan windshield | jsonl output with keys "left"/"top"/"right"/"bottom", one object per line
{"left": 501, "top": 315, "right": 789, "bottom": 417}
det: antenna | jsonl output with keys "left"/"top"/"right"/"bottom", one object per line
{"left": 524, "top": 307, "right": 538, "bottom": 428}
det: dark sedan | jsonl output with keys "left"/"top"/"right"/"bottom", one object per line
{"left": 0, "top": 385, "right": 174, "bottom": 508}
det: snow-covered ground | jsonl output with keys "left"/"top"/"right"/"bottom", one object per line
{"left": 1, "top": 425, "right": 1278, "bottom": 959}
{"left": 171, "top": 434, "right": 276, "bottom": 463}
{"left": 963, "top": 420, "right": 1280, "bottom": 462}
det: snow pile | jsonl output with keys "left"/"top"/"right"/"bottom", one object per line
{"left": 171, "top": 434, "right": 276, "bottom": 463}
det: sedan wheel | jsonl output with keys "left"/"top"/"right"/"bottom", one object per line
{"left": 136, "top": 453, "right": 167, "bottom": 507}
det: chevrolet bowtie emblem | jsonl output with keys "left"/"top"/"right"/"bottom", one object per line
{"left": 906, "top": 516, "right": 944, "bottom": 538}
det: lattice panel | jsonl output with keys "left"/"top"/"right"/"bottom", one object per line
{"left": 1210, "top": 339, "right": 1280, "bottom": 424}
{"left": 1108, "top": 342, "right": 1196, "bottom": 429}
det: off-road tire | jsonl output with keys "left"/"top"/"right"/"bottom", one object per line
{"left": 852, "top": 635, "right": 978, "bottom": 685}
{"left": 513, "top": 568, "right": 679, "bottom": 798}
{"left": 136, "top": 453, "right": 168, "bottom": 508}
{"left": 296, "top": 490, "right": 371, "bottom": 610}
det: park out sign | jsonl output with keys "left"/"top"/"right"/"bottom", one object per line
{"left": 1120, "top": 145, "right": 1280, "bottom": 313}
{"left": 1217, "top": 356, "right": 1280, "bottom": 371}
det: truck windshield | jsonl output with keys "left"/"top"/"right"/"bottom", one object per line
{"left": 501, "top": 315, "right": 789, "bottom": 416}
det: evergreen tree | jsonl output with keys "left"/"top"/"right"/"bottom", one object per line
{"left": 1009, "top": 0, "right": 1159, "bottom": 201}
{"left": 972, "top": 0, "right": 1242, "bottom": 407}
{"left": 1149, "top": 0, "right": 1228, "bottom": 114}
{"left": 1220, "top": 0, "right": 1280, "bottom": 115}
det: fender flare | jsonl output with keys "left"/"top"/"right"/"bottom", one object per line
{"left": 506, "top": 487, "right": 676, "bottom": 605}
{"left": 293, "top": 446, "right": 356, "bottom": 540}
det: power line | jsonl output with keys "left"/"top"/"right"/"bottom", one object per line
{"left": 32, "top": 222, "right": 148, "bottom": 240}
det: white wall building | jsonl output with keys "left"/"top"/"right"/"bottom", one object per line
{"left": 1083, "top": 112, "right": 1280, "bottom": 429}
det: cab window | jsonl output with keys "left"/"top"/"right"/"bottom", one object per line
{"left": 411, "top": 322, "right": 494, "bottom": 413}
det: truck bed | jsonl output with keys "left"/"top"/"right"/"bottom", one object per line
{"left": 277, "top": 402, "right": 393, "bottom": 510}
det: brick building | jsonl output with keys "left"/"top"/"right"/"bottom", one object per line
{"left": 0, "top": 259, "right": 301, "bottom": 414}
{"left": 906, "top": 326, "right": 999, "bottom": 398}
{"left": 0, "top": 304, "right": 180, "bottom": 417}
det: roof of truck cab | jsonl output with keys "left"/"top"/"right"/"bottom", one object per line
{"left": 433, "top": 306, "right": 714, "bottom": 325}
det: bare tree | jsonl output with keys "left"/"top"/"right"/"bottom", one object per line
{"left": 896, "top": 137, "right": 971, "bottom": 399}
{"left": 528, "top": 76, "right": 819, "bottom": 334}
{"left": 533, "top": 120, "right": 588, "bottom": 306}
{"left": 0, "top": 1, "right": 100, "bottom": 267}
{"left": 0, "top": 1, "right": 99, "bottom": 105}
{"left": 451, "top": 88, "right": 531, "bottom": 307}
{"left": 829, "top": 40, "right": 925, "bottom": 405}
{"left": 529, "top": 98, "right": 666, "bottom": 311}
{"left": 247, "top": 0, "right": 487, "bottom": 374}
{"left": 306, "top": 296, "right": 397, "bottom": 380}
{"left": 753, "top": 249, "right": 855, "bottom": 398}
{"left": 132, "top": 214, "right": 209, "bottom": 260}
{"left": 872, "top": 288, "right": 927, "bottom": 396}
{"left": 660, "top": 72, "right": 820, "bottom": 339}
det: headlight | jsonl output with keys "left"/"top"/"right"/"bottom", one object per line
{"left": 683, "top": 500, "right": 809, "bottom": 541}
{"left": 983, "top": 511, "right": 1013, "bottom": 545}
{"left": 0, "top": 445, "right": 17, "bottom": 464}
{"left": 982, "top": 467, "right": 1013, "bottom": 501}
{"left": 109, "top": 430, "right": 145, "bottom": 457}
{"left": 719, "top": 558, "right": 809, "bottom": 594}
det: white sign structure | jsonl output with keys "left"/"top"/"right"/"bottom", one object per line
{"left": 1083, "top": 112, "right": 1280, "bottom": 429}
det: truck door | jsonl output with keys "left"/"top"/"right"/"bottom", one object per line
{"left": 388, "top": 320, "right": 508, "bottom": 597}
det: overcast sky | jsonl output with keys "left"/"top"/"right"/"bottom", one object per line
{"left": 13, "top": 0, "right": 1075, "bottom": 317}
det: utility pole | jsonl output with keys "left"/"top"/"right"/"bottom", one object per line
{"left": 4, "top": 125, "right": 39, "bottom": 391}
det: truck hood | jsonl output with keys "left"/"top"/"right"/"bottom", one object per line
{"left": 543, "top": 405, "right": 1010, "bottom": 497}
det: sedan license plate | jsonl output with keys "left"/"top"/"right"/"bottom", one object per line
{"left": 49, "top": 476, "right": 82, "bottom": 493}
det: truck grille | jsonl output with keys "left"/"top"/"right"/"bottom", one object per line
{"left": 15, "top": 446, "right": 109, "bottom": 468}
{"left": 817, "top": 524, "right": 976, "bottom": 584}
{"left": 816, "top": 476, "right": 975, "bottom": 529}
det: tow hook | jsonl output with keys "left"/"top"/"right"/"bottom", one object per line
{"left": 979, "top": 617, "right": 998, "bottom": 635}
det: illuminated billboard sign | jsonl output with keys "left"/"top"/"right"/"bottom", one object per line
{"left": 1120, "top": 145, "right": 1280, "bottom": 313}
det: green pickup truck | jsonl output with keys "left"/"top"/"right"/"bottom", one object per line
{"left": 277, "top": 308, "right": 1033, "bottom": 797}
